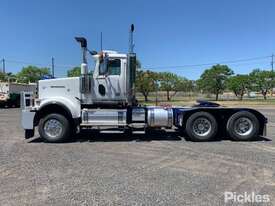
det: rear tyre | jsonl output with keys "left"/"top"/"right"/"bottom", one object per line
{"left": 226, "top": 111, "right": 259, "bottom": 141}
{"left": 186, "top": 112, "right": 218, "bottom": 141}
{"left": 38, "top": 113, "right": 71, "bottom": 143}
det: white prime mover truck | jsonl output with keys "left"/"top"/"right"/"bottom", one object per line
{"left": 21, "top": 25, "right": 267, "bottom": 142}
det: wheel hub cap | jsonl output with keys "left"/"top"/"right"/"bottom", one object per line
{"left": 193, "top": 117, "right": 211, "bottom": 137}
{"left": 234, "top": 117, "right": 253, "bottom": 136}
{"left": 44, "top": 119, "right": 63, "bottom": 138}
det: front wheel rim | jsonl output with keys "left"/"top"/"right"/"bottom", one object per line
{"left": 192, "top": 117, "right": 212, "bottom": 137}
{"left": 44, "top": 119, "right": 63, "bottom": 138}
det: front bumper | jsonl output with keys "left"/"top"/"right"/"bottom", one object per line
{"left": 21, "top": 110, "right": 36, "bottom": 139}
{"left": 21, "top": 91, "right": 36, "bottom": 138}
{"left": 21, "top": 110, "right": 35, "bottom": 130}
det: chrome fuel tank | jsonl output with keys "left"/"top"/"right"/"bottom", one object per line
{"left": 147, "top": 107, "right": 173, "bottom": 128}
{"left": 81, "top": 109, "right": 127, "bottom": 126}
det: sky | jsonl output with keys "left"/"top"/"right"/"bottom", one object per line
{"left": 0, "top": 0, "right": 275, "bottom": 80}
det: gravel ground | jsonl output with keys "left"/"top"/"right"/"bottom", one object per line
{"left": 0, "top": 108, "right": 275, "bottom": 206}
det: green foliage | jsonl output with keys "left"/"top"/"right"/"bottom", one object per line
{"left": 67, "top": 67, "right": 81, "bottom": 77}
{"left": 249, "top": 69, "right": 275, "bottom": 100}
{"left": 136, "top": 70, "right": 158, "bottom": 101}
{"left": 227, "top": 75, "right": 251, "bottom": 100}
{"left": 0, "top": 72, "right": 16, "bottom": 82}
{"left": 16, "top": 66, "right": 50, "bottom": 83}
{"left": 197, "top": 64, "right": 233, "bottom": 100}
{"left": 159, "top": 72, "right": 190, "bottom": 101}
{"left": 0, "top": 72, "right": 5, "bottom": 81}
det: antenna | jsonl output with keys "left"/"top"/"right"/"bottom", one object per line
{"left": 100, "top": 32, "right": 103, "bottom": 51}
{"left": 51, "top": 57, "right": 55, "bottom": 78}
{"left": 129, "top": 24, "right": 135, "bottom": 53}
{"left": 271, "top": 53, "right": 274, "bottom": 73}
{"left": 272, "top": 54, "right": 274, "bottom": 96}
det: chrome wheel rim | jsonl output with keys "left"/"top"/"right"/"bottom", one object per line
{"left": 44, "top": 119, "right": 63, "bottom": 138}
{"left": 192, "top": 117, "right": 212, "bottom": 137}
{"left": 234, "top": 117, "right": 253, "bottom": 136}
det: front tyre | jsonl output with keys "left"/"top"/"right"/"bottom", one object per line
{"left": 38, "top": 113, "right": 71, "bottom": 143}
{"left": 186, "top": 112, "right": 218, "bottom": 141}
{"left": 226, "top": 111, "right": 259, "bottom": 141}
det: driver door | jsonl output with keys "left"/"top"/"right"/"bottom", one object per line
{"left": 94, "top": 58, "right": 125, "bottom": 102}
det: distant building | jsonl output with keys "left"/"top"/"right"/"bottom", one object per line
{"left": 0, "top": 82, "right": 36, "bottom": 107}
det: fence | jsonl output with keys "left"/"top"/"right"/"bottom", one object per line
{"left": 136, "top": 91, "right": 275, "bottom": 103}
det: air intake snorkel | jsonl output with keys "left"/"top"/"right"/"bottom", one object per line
{"left": 75, "top": 37, "right": 87, "bottom": 64}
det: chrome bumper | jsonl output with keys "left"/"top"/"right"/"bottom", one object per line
{"left": 21, "top": 110, "right": 35, "bottom": 130}
{"left": 21, "top": 92, "right": 36, "bottom": 138}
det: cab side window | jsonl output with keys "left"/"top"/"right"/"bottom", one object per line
{"left": 108, "top": 59, "right": 121, "bottom": 75}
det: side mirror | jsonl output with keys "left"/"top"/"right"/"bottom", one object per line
{"left": 103, "top": 55, "right": 109, "bottom": 75}
{"left": 99, "top": 55, "right": 109, "bottom": 75}
{"left": 89, "top": 50, "right": 97, "bottom": 55}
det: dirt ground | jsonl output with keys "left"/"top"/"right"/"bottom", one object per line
{"left": 0, "top": 108, "right": 274, "bottom": 206}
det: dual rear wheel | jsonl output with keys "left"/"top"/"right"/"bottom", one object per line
{"left": 185, "top": 111, "right": 259, "bottom": 142}
{"left": 226, "top": 111, "right": 259, "bottom": 141}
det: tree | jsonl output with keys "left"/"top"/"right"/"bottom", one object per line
{"left": 0, "top": 72, "right": 5, "bottom": 81}
{"left": 172, "top": 77, "right": 192, "bottom": 99}
{"left": 0, "top": 72, "right": 16, "bottom": 82}
{"left": 249, "top": 69, "right": 274, "bottom": 100}
{"left": 159, "top": 72, "right": 178, "bottom": 101}
{"left": 16, "top": 66, "right": 50, "bottom": 83}
{"left": 135, "top": 70, "right": 157, "bottom": 101}
{"left": 197, "top": 64, "right": 233, "bottom": 101}
{"left": 159, "top": 72, "right": 189, "bottom": 101}
{"left": 67, "top": 67, "right": 81, "bottom": 77}
{"left": 227, "top": 75, "right": 250, "bottom": 100}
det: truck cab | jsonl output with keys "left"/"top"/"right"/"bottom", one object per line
{"left": 83, "top": 50, "right": 135, "bottom": 106}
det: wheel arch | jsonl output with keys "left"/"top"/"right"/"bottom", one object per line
{"left": 34, "top": 102, "right": 73, "bottom": 127}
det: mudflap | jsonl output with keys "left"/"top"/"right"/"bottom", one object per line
{"left": 25, "top": 129, "right": 34, "bottom": 139}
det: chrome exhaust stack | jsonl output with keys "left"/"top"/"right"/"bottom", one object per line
{"left": 75, "top": 37, "right": 90, "bottom": 93}
{"left": 127, "top": 24, "right": 137, "bottom": 105}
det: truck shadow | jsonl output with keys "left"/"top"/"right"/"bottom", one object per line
{"left": 29, "top": 130, "right": 182, "bottom": 143}
{"left": 28, "top": 130, "right": 272, "bottom": 143}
